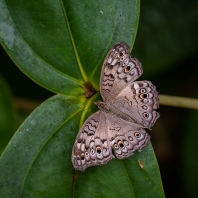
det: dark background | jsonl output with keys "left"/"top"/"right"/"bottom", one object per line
{"left": 1, "top": 0, "right": 198, "bottom": 197}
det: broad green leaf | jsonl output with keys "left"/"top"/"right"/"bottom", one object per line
{"left": 0, "top": 75, "right": 17, "bottom": 155}
{"left": 0, "top": 0, "right": 164, "bottom": 197}
{"left": 0, "top": 0, "right": 140, "bottom": 94}
{"left": 0, "top": 95, "right": 164, "bottom": 197}
{"left": 0, "top": 95, "right": 84, "bottom": 197}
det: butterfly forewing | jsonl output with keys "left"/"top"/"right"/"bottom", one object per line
{"left": 100, "top": 42, "right": 143, "bottom": 102}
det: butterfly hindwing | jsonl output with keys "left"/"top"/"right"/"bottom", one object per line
{"left": 72, "top": 111, "right": 113, "bottom": 171}
{"left": 107, "top": 114, "right": 150, "bottom": 159}
{"left": 111, "top": 80, "right": 160, "bottom": 128}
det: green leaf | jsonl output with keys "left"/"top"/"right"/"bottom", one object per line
{"left": 0, "top": 95, "right": 83, "bottom": 197}
{"left": 0, "top": 0, "right": 140, "bottom": 94}
{"left": 0, "top": 95, "right": 164, "bottom": 197}
{"left": 0, "top": 75, "right": 17, "bottom": 155}
{"left": 0, "top": 0, "right": 164, "bottom": 197}
{"left": 75, "top": 144, "right": 164, "bottom": 198}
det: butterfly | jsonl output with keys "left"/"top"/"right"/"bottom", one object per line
{"left": 72, "top": 42, "right": 160, "bottom": 171}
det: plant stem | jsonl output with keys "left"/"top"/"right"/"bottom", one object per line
{"left": 15, "top": 95, "right": 198, "bottom": 113}
{"left": 159, "top": 95, "right": 198, "bottom": 110}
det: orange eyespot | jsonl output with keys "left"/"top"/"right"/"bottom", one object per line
{"left": 134, "top": 132, "right": 141, "bottom": 138}
{"left": 118, "top": 141, "right": 124, "bottom": 148}
{"left": 140, "top": 93, "right": 148, "bottom": 99}
{"left": 81, "top": 153, "right": 85, "bottom": 160}
{"left": 125, "top": 66, "right": 131, "bottom": 72}
{"left": 96, "top": 146, "right": 102, "bottom": 154}
{"left": 143, "top": 112, "right": 149, "bottom": 118}
{"left": 119, "top": 52, "right": 123, "bottom": 57}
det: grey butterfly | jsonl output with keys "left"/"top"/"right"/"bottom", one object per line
{"left": 72, "top": 42, "right": 160, "bottom": 171}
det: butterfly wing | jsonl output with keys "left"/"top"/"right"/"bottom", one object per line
{"left": 107, "top": 114, "right": 150, "bottom": 159}
{"left": 111, "top": 80, "right": 160, "bottom": 128}
{"left": 72, "top": 42, "right": 159, "bottom": 170}
{"left": 100, "top": 42, "right": 143, "bottom": 102}
{"left": 72, "top": 111, "right": 113, "bottom": 171}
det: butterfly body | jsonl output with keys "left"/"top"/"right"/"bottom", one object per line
{"left": 72, "top": 42, "right": 160, "bottom": 171}
{"left": 94, "top": 101, "right": 136, "bottom": 123}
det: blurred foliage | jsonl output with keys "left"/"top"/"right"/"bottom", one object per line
{"left": 0, "top": 0, "right": 198, "bottom": 197}
{"left": 134, "top": 1, "right": 198, "bottom": 198}
{"left": 133, "top": 0, "right": 198, "bottom": 77}
{"left": 0, "top": 75, "right": 17, "bottom": 155}
{"left": 183, "top": 110, "right": 198, "bottom": 198}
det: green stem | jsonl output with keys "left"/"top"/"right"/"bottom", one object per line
{"left": 159, "top": 95, "right": 198, "bottom": 110}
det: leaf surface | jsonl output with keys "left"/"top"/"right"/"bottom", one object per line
{"left": 1, "top": 0, "right": 140, "bottom": 93}
{"left": 0, "top": 95, "right": 164, "bottom": 198}
{"left": 0, "top": 0, "right": 164, "bottom": 197}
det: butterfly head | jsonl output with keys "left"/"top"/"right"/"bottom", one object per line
{"left": 94, "top": 101, "right": 104, "bottom": 109}
{"left": 94, "top": 101, "right": 110, "bottom": 111}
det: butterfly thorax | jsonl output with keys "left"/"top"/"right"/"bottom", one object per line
{"left": 94, "top": 101, "right": 136, "bottom": 123}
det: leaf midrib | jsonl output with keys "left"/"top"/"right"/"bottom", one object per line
{"left": 120, "top": 160, "right": 136, "bottom": 197}
{"left": 60, "top": 0, "right": 88, "bottom": 84}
